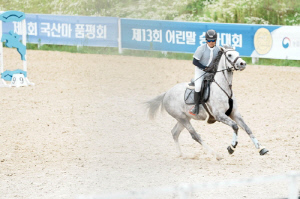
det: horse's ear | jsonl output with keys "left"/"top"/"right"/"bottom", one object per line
{"left": 220, "top": 46, "right": 225, "bottom": 52}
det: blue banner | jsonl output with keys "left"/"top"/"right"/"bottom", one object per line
{"left": 3, "top": 14, "right": 119, "bottom": 47}
{"left": 2, "top": 14, "right": 289, "bottom": 58}
{"left": 121, "top": 19, "right": 281, "bottom": 56}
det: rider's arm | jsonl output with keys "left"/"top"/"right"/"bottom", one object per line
{"left": 193, "top": 58, "right": 206, "bottom": 69}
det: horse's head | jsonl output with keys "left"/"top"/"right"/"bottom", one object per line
{"left": 220, "top": 45, "right": 246, "bottom": 71}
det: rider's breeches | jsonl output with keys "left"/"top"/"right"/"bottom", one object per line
{"left": 194, "top": 66, "right": 205, "bottom": 92}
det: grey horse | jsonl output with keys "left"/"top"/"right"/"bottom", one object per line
{"left": 145, "top": 46, "right": 268, "bottom": 160}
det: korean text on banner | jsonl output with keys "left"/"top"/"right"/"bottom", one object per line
{"left": 2, "top": 14, "right": 119, "bottom": 47}
{"left": 121, "top": 18, "right": 281, "bottom": 57}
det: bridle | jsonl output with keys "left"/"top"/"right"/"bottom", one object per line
{"left": 213, "top": 49, "right": 243, "bottom": 98}
{"left": 219, "top": 49, "right": 242, "bottom": 72}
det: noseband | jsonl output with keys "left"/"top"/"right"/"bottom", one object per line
{"left": 224, "top": 50, "right": 241, "bottom": 71}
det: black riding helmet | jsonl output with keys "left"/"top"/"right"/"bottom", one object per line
{"left": 205, "top": 29, "right": 217, "bottom": 41}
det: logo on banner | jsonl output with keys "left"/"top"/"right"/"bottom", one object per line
{"left": 254, "top": 28, "right": 272, "bottom": 55}
{"left": 282, "top": 37, "right": 290, "bottom": 49}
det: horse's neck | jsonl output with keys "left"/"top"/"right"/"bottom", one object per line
{"left": 214, "top": 55, "right": 233, "bottom": 89}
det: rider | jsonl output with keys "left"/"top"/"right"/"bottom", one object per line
{"left": 190, "top": 29, "right": 220, "bottom": 115}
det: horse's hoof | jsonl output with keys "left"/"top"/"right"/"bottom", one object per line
{"left": 227, "top": 142, "right": 238, "bottom": 155}
{"left": 259, "top": 148, "right": 269, "bottom": 155}
{"left": 227, "top": 146, "right": 234, "bottom": 154}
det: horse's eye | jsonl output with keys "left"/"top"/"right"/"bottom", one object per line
{"left": 228, "top": 54, "right": 232, "bottom": 57}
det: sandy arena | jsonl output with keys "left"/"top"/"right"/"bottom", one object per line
{"left": 0, "top": 48, "right": 299, "bottom": 199}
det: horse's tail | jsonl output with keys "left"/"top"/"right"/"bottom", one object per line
{"left": 144, "top": 92, "right": 166, "bottom": 120}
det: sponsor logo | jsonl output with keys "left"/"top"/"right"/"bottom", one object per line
{"left": 254, "top": 28, "right": 272, "bottom": 55}
{"left": 282, "top": 37, "right": 290, "bottom": 49}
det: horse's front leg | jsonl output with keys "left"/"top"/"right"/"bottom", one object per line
{"left": 228, "top": 132, "right": 238, "bottom": 155}
{"left": 230, "top": 111, "right": 269, "bottom": 155}
{"left": 214, "top": 114, "right": 239, "bottom": 154}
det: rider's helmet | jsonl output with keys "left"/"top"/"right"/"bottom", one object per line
{"left": 205, "top": 29, "right": 218, "bottom": 41}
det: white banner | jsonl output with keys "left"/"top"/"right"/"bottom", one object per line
{"left": 251, "top": 26, "right": 300, "bottom": 60}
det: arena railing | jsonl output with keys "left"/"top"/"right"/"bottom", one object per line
{"left": 77, "top": 171, "right": 300, "bottom": 199}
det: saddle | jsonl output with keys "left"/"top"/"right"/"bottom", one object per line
{"left": 185, "top": 73, "right": 217, "bottom": 124}
{"left": 185, "top": 73, "right": 214, "bottom": 105}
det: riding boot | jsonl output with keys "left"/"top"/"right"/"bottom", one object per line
{"left": 191, "top": 91, "right": 201, "bottom": 115}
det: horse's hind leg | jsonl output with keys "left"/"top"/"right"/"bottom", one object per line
{"left": 230, "top": 111, "right": 269, "bottom": 155}
{"left": 171, "top": 122, "right": 184, "bottom": 157}
{"left": 177, "top": 118, "right": 222, "bottom": 160}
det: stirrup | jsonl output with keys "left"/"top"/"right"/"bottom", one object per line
{"left": 189, "top": 106, "right": 196, "bottom": 116}
{"left": 189, "top": 105, "right": 199, "bottom": 116}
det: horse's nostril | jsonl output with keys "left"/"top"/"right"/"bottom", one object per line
{"left": 240, "top": 62, "right": 244, "bottom": 65}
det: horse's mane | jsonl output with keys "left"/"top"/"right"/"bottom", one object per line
{"left": 205, "top": 45, "right": 234, "bottom": 73}
{"left": 204, "top": 51, "right": 222, "bottom": 73}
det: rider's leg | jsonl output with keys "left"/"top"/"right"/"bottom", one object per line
{"left": 191, "top": 67, "right": 205, "bottom": 115}
{"left": 192, "top": 91, "right": 201, "bottom": 114}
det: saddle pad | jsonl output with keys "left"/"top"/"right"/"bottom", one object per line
{"left": 184, "top": 88, "right": 195, "bottom": 105}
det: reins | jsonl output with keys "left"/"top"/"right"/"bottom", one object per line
{"left": 213, "top": 49, "right": 241, "bottom": 99}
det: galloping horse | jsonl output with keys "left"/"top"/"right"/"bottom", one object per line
{"left": 145, "top": 46, "right": 268, "bottom": 160}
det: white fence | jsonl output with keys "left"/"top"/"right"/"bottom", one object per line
{"left": 78, "top": 171, "right": 300, "bottom": 199}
